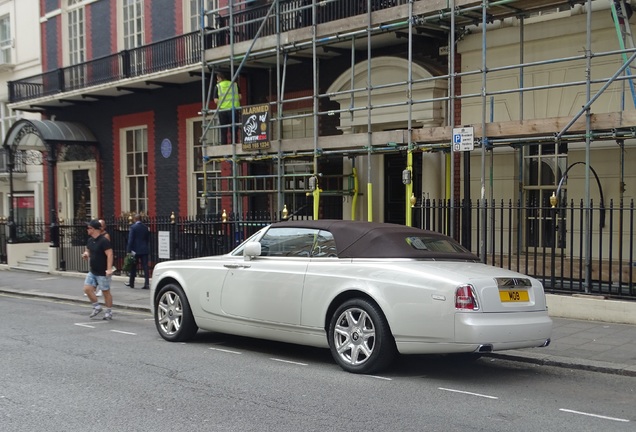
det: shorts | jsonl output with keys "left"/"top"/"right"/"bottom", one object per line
{"left": 84, "top": 272, "right": 111, "bottom": 291}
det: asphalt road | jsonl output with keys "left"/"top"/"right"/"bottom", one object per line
{"left": 1, "top": 294, "right": 634, "bottom": 432}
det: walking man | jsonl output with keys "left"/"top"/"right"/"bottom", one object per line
{"left": 213, "top": 71, "right": 241, "bottom": 144}
{"left": 125, "top": 213, "right": 150, "bottom": 289}
{"left": 83, "top": 219, "right": 114, "bottom": 320}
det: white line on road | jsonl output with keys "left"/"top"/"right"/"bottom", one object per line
{"left": 559, "top": 408, "right": 630, "bottom": 423}
{"left": 366, "top": 375, "right": 392, "bottom": 381}
{"left": 74, "top": 323, "right": 95, "bottom": 328}
{"left": 270, "top": 358, "right": 308, "bottom": 366}
{"left": 36, "top": 277, "right": 58, "bottom": 281}
{"left": 438, "top": 387, "right": 499, "bottom": 400}
{"left": 209, "top": 347, "right": 242, "bottom": 354}
{"left": 111, "top": 330, "right": 137, "bottom": 335}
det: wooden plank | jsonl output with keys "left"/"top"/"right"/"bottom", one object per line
{"left": 413, "top": 111, "right": 636, "bottom": 144}
{"left": 204, "top": 111, "right": 636, "bottom": 159}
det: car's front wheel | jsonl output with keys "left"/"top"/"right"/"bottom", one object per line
{"left": 155, "top": 283, "right": 198, "bottom": 342}
{"left": 328, "top": 298, "right": 396, "bottom": 374}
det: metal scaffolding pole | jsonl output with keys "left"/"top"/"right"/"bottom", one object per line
{"left": 312, "top": 0, "right": 320, "bottom": 220}
{"left": 449, "top": 0, "right": 456, "bottom": 238}
{"left": 276, "top": 0, "right": 284, "bottom": 219}
{"left": 584, "top": 0, "right": 593, "bottom": 293}
{"left": 480, "top": 0, "right": 488, "bottom": 262}
{"left": 405, "top": 0, "right": 414, "bottom": 227}
{"left": 366, "top": 0, "right": 373, "bottom": 222}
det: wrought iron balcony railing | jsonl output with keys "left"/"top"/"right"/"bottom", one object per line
{"left": 8, "top": 0, "right": 403, "bottom": 104}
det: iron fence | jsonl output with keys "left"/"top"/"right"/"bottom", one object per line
{"left": 413, "top": 198, "right": 635, "bottom": 299}
{"left": 1, "top": 200, "right": 634, "bottom": 299}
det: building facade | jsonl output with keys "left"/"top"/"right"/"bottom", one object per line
{"left": 0, "top": 0, "right": 43, "bottom": 225}
{"left": 4, "top": 0, "right": 635, "bottom": 269}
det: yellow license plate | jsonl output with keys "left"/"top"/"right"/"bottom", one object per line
{"left": 499, "top": 290, "right": 529, "bottom": 302}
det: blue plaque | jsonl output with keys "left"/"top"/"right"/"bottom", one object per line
{"left": 161, "top": 138, "right": 172, "bottom": 158}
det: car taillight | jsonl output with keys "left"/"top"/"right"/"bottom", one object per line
{"left": 455, "top": 285, "right": 479, "bottom": 310}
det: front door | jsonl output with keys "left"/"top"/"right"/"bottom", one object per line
{"left": 384, "top": 153, "right": 421, "bottom": 225}
{"left": 72, "top": 169, "right": 91, "bottom": 220}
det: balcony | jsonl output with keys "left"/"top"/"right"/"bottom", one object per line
{"left": 7, "top": 0, "right": 406, "bottom": 110}
{"left": 8, "top": 31, "right": 207, "bottom": 108}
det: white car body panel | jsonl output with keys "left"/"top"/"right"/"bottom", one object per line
{"left": 151, "top": 221, "right": 552, "bottom": 361}
{"left": 152, "top": 255, "right": 552, "bottom": 353}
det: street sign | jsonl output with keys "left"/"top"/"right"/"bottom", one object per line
{"left": 452, "top": 126, "right": 474, "bottom": 152}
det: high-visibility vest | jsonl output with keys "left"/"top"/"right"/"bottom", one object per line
{"left": 216, "top": 80, "right": 240, "bottom": 110}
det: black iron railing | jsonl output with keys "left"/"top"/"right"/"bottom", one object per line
{"left": 8, "top": 0, "right": 406, "bottom": 103}
{"left": 2, "top": 199, "right": 634, "bottom": 299}
{"left": 9, "top": 31, "right": 207, "bottom": 103}
{"left": 412, "top": 198, "right": 635, "bottom": 299}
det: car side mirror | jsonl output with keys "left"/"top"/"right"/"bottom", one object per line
{"left": 244, "top": 242, "right": 261, "bottom": 261}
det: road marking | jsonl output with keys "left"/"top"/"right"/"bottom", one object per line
{"left": 209, "top": 347, "right": 242, "bottom": 354}
{"left": 36, "top": 277, "right": 58, "bottom": 281}
{"left": 366, "top": 375, "right": 392, "bottom": 381}
{"left": 74, "top": 323, "right": 96, "bottom": 328}
{"left": 559, "top": 408, "right": 630, "bottom": 423}
{"left": 111, "top": 330, "right": 137, "bottom": 335}
{"left": 270, "top": 358, "right": 307, "bottom": 366}
{"left": 438, "top": 387, "right": 498, "bottom": 400}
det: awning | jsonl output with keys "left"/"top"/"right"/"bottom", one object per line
{"left": 3, "top": 119, "right": 97, "bottom": 150}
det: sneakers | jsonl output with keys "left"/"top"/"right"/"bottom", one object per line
{"left": 103, "top": 311, "right": 113, "bottom": 321}
{"left": 89, "top": 306, "right": 103, "bottom": 318}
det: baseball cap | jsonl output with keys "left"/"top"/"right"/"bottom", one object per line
{"left": 88, "top": 219, "right": 102, "bottom": 229}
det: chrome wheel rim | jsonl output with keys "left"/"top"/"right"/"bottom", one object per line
{"left": 157, "top": 291, "right": 183, "bottom": 335}
{"left": 333, "top": 307, "right": 376, "bottom": 367}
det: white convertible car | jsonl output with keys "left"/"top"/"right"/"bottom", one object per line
{"left": 150, "top": 220, "right": 552, "bottom": 374}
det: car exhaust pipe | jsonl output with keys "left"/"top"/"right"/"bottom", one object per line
{"left": 541, "top": 338, "right": 551, "bottom": 347}
{"left": 476, "top": 344, "right": 493, "bottom": 353}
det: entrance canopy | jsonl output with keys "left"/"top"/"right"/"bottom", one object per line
{"left": 2, "top": 119, "right": 97, "bottom": 151}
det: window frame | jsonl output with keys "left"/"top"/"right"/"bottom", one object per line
{"left": 523, "top": 143, "right": 567, "bottom": 249}
{"left": 120, "top": 125, "right": 149, "bottom": 214}
{"left": 0, "top": 13, "right": 11, "bottom": 64}
{"left": 188, "top": 118, "right": 221, "bottom": 217}
{"left": 185, "top": 0, "right": 220, "bottom": 33}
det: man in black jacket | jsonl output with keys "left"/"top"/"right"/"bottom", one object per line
{"left": 125, "top": 214, "right": 150, "bottom": 289}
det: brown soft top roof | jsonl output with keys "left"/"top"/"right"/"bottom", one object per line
{"left": 270, "top": 220, "right": 479, "bottom": 260}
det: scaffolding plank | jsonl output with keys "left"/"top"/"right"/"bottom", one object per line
{"left": 412, "top": 111, "right": 636, "bottom": 144}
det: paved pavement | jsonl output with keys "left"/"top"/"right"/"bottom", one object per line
{"left": 1, "top": 267, "right": 636, "bottom": 376}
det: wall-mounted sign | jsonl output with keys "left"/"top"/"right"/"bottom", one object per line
{"left": 241, "top": 104, "right": 270, "bottom": 151}
{"left": 158, "top": 231, "right": 170, "bottom": 259}
{"left": 161, "top": 138, "right": 172, "bottom": 158}
{"left": 452, "top": 126, "right": 474, "bottom": 152}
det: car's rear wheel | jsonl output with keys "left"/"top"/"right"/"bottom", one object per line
{"left": 155, "top": 283, "right": 198, "bottom": 342}
{"left": 328, "top": 298, "right": 396, "bottom": 374}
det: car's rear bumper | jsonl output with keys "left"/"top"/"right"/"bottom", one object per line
{"left": 395, "top": 311, "right": 552, "bottom": 355}
{"left": 454, "top": 310, "right": 553, "bottom": 349}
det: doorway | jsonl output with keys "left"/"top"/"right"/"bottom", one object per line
{"left": 72, "top": 169, "right": 91, "bottom": 220}
{"left": 384, "top": 153, "right": 421, "bottom": 225}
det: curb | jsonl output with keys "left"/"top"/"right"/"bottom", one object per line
{"left": 485, "top": 352, "right": 636, "bottom": 378}
{"left": 0, "top": 288, "right": 151, "bottom": 314}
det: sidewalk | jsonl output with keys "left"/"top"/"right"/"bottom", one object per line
{"left": 1, "top": 267, "right": 635, "bottom": 376}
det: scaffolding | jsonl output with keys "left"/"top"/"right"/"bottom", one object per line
{"left": 198, "top": 0, "right": 636, "bottom": 234}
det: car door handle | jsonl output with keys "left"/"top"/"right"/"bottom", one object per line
{"left": 224, "top": 264, "right": 251, "bottom": 269}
